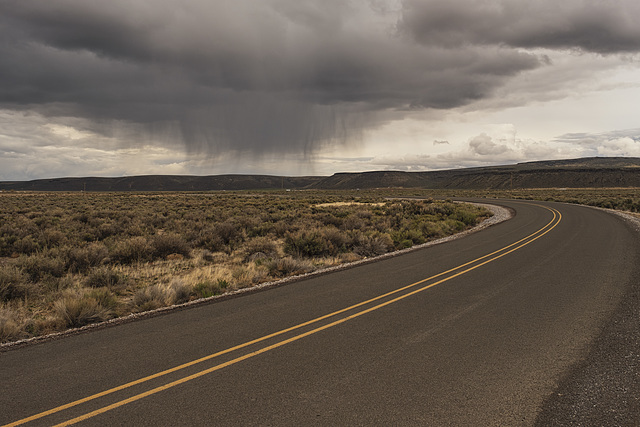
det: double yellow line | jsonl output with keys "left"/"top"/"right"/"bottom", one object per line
{"left": 5, "top": 204, "right": 562, "bottom": 427}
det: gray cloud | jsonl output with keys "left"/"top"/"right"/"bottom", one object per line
{"left": 400, "top": 0, "right": 640, "bottom": 54}
{"left": 468, "top": 133, "right": 511, "bottom": 156}
{"left": 554, "top": 128, "right": 640, "bottom": 157}
{"left": 0, "top": 0, "right": 638, "bottom": 164}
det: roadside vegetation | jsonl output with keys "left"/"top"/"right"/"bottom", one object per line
{"left": 372, "top": 188, "right": 640, "bottom": 213}
{"left": 0, "top": 191, "right": 490, "bottom": 343}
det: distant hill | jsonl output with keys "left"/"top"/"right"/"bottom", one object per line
{"left": 310, "top": 157, "right": 640, "bottom": 190}
{"left": 1, "top": 157, "right": 639, "bottom": 191}
{"left": 0, "top": 175, "right": 320, "bottom": 192}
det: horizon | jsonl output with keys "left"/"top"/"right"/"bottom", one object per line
{"left": 1, "top": 155, "right": 638, "bottom": 183}
{"left": 1, "top": 1, "right": 639, "bottom": 181}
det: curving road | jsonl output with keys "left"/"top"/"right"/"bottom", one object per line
{"left": 2, "top": 200, "right": 639, "bottom": 426}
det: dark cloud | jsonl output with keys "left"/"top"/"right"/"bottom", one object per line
{"left": 2, "top": 0, "right": 634, "bottom": 160}
{"left": 400, "top": 0, "right": 640, "bottom": 54}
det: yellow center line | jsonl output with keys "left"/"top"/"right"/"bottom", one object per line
{"left": 4, "top": 204, "right": 560, "bottom": 427}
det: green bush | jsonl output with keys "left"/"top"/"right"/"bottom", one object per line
{"left": 284, "top": 231, "right": 332, "bottom": 258}
{"left": 193, "top": 279, "right": 229, "bottom": 298}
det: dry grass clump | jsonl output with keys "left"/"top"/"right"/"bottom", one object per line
{"left": 0, "top": 265, "right": 30, "bottom": 302}
{"left": 131, "top": 279, "right": 191, "bottom": 312}
{"left": 84, "top": 266, "right": 125, "bottom": 289}
{"left": 268, "top": 256, "right": 315, "bottom": 277}
{"left": 0, "top": 191, "right": 491, "bottom": 343}
{"left": 0, "top": 307, "right": 26, "bottom": 342}
{"left": 66, "top": 243, "right": 109, "bottom": 273}
{"left": 54, "top": 293, "right": 112, "bottom": 328}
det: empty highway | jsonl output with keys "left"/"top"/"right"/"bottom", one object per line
{"left": 2, "top": 200, "right": 639, "bottom": 425}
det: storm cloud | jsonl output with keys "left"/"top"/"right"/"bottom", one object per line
{"left": 400, "top": 0, "right": 640, "bottom": 53}
{"left": 1, "top": 0, "right": 639, "bottom": 162}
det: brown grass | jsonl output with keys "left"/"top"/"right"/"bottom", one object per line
{"left": 0, "top": 191, "right": 491, "bottom": 342}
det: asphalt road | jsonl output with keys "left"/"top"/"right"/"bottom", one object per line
{"left": 2, "top": 200, "right": 639, "bottom": 426}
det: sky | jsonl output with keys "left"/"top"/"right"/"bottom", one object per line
{"left": 1, "top": 0, "right": 640, "bottom": 180}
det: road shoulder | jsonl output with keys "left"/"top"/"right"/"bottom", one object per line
{"left": 535, "top": 209, "right": 640, "bottom": 425}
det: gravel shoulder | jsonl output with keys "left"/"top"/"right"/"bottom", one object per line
{"left": 535, "top": 209, "right": 640, "bottom": 426}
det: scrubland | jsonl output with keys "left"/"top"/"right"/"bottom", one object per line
{"left": 373, "top": 188, "right": 640, "bottom": 213}
{"left": 0, "top": 191, "right": 490, "bottom": 343}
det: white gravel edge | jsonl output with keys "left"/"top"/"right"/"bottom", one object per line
{"left": 1, "top": 202, "right": 512, "bottom": 351}
{"left": 597, "top": 207, "right": 640, "bottom": 231}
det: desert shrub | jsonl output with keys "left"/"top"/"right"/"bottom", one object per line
{"left": 193, "top": 279, "right": 229, "bottom": 298}
{"left": 0, "top": 308, "right": 25, "bottom": 343}
{"left": 41, "top": 275, "right": 74, "bottom": 293}
{"left": 123, "top": 221, "right": 147, "bottom": 237}
{"left": 352, "top": 232, "right": 394, "bottom": 257}
{"left": 151, "top": 233, "right": 191, "bottom": 259}
{"left": 215, "top": 221, "right": 245, "bottom": 249}
{"left": 66, "top": 243, "right": 109, "bottom": 273}
{"left": 268, "top": 256, "right": 314, "bottom": 277}
{"left": 243, "top": 236, "right": 278, "bottom": 260}
{"left": 85, "top": 267, "right": 123, "bottom": 288}
{"left": 54, "top": 294, "right": 111, "bottom": 328}
{"left": 0, "top": 237, "right": 13, "bottom": 257}
{"left": 419, "top": 221, "right": 447, "bottom": 239}
{"left": 0, "top": 265, "right": 30, "bottom": 302}
{"left": 41, "top": 228, "right": 66, "bottom": 248}
{"left": 247, "top": 221, "right": 275, "bottom": 237}
{"left": 284, "top": 230, "right": 333, "bottom": 258}
{"left": 272, "top": 221, "right": 292, "bottom": 237}
{"left": 392, "top": 228, "right": 425, "bottom": 247}
{"left": 17, "top": 253, "right": 66, "bottom": 282}
{"left": 95, "top": 222, "right": 121, "bottom": 240}
{"left": 340, "top": 215, "right": 365, "bottom": 231}
{"left": 445, "top": 218, "right": 466, "bottom": 232}
{"left": 110, "top": 236, "right": 153, "bottom": 264}
{"left": 397, "top": 239, "right": 414, "bottom": 249}
{"left": 321, "top": 227, "right": 348, "bottom": 254}
{"left": 318, "top": 213, "right": 343, "bottom": 228}
{"left": 13, "top": 236, "right": 40, "bottom": 255}
{"left": 194, "top": 227, "right": 226, "bottom": 252}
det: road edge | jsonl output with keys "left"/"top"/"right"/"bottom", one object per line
{"left": 534, "top": 206, "right": 640, "bottom": 425}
